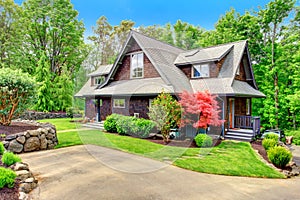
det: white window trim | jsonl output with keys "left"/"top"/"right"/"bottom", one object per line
{"left": 192, "top": 63, "right": 210, "bottom": 78}
{"left": 236, "top": 66, "right": 240, "bottom": 75}
{"left": 94, "top": 76, "right": 105, "bottom": 85}
{"left": 130, "top": 52, "right": 144, "bottom": 79}
{"left": 246, "top": 98, "right": 251, "bottom": 115}
{"left": 113, "top": 99, "right": 125, "bottom": 108}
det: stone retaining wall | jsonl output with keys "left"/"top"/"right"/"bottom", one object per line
{"left": 3, "top": 120, "right": 58, "bottom": 153}
{"left": 18, "top": 111, "right": 82, "bottom": 121}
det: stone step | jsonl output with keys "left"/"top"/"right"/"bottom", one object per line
{"left": 82, "top": 123, "right": 104, "bottom": 130}
{"left": 226, "top": 132, "right": 253, "bottom": 137}
{"left": 225, "top": 134, "right": 253, "bottom": 142}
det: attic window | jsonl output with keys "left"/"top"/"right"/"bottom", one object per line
{"left": 94, "top": 76, "right": 105, "bottom": 85}
{"left": 236, "top": 66, "right": 240, "bottom": 75}
{"left": 192, "top": 64, "right": 210, "bottom": 78}
{"left": 130, "top": 52, "right": 144, "bottom": 79}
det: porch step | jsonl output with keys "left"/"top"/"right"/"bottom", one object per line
{"left": 82, "top": 121, "right": 105, "bottom": 130}
{"left": 225, "top": 131, "right": 253, "bottom": 142}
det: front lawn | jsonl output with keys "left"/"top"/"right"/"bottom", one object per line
{"left": 40, "top": 118, "right": 284, "bottom": 178}
{"left": 38, "top": 118, "right": 81, "bottom": 131}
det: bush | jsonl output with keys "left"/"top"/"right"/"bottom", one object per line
{"left": 0, "top": 167, "right": 17, "bottom": 189}
{"left": 262, "top": 138, "right": 278, "bottom": 151}
{"left": 194, "top": 134, "right": 213, "bottom": 147}
{"left": 1, "top": 152, "right": 22, "bottom": 166}
{"left": 0, "top": 68, "right": 36, "bottom": 126}
{"left": 115, "top": 115, "right": 132, "bottom": 135}
{"left": 0, "top": 142, "right": 5, "bottom": 155}
{"left": 104, "top": 114, "right": 121, "bottom": 133}
{"left": 134, "top": 118, "right": 155, "bottom": 138}
{"left": 264, "top": 133, "right": 279, "bottom": 141}
{"left": 267, "top": 146, "right": 292, "bottom": 169}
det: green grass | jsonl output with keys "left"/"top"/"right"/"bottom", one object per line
{"left": 39, "top": 118, "right": 284, "bottom": 178}
{"left": 285, "top": 129, "right": 300, "bottom": 145}
{"left": 38, "top": 118, "right": 81, "bottom": 131}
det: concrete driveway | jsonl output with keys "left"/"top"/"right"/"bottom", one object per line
{"left": 20, "top": 145, "right": 300, "bottom": 200}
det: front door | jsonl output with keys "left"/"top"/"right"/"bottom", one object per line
{"left": 229, "top": 98, "right": 235, "bottom": 128}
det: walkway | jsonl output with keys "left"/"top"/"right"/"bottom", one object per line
{"left": 20, "top": 145, "right": 300, "bottom": 200}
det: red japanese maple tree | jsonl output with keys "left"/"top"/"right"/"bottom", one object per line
{"left": 179, "top": 91, "right": 224, "bottom": 129}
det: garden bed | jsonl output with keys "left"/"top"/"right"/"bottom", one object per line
{"left": 0, "top": 122, "right": 39, "bottom": 141}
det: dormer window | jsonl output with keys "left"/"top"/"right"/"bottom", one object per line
{"left": 130, "top": 52, "right": 144, "bottom": 78}
{"left": 192, "top": 63, "right": 210, "bottom": 78}
{"left": 94, "top": 76, "right": 105, "bottom": 85}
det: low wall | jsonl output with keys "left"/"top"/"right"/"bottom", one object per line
{"left": 18, "top": 111, "right": 82, "bottom": 121}
{"left": 3, "top": 120, "right": 58, "bottom": 153}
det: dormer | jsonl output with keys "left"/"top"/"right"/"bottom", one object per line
{"left": 88, "top": 64, "right": 113, "bottom": 86}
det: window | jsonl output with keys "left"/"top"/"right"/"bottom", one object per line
{"left": 236, "top": 66, "right": 240, "bottom": 75}
{"left": 94, "top": 76, "right": 105, "bottom": 85}
{"left": 113, "top": 99, "right": 125, "bottom": 108}
{"left": 192, "top": 64, "right": 210, "bottom": 78}
{"left": 130, "top": 52, "right": 144, "bottom": 78}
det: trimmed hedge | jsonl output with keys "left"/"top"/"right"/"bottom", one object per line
{"left": 264, "top": 133, "right": 279, "bottom": 141}
{"left": 262, "top": 138, "right": 278, "bottom": 151}
{"left": 194, "top": 134, "right": 213, "bottom": 147}
{"left": 0, "top": 167, "right": 17, "bottom": 189}
{"left": 1, "top": 152, "right": 22, "bottom": 166}
{"left": 268, "top": 146, "right": 292, "bottom": 169}
{"left": 104, "top": 114, "right": 155, "bottom": 138}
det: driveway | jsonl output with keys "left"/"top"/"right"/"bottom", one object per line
{"left": 20, "top": 145, "right": 300, "bottom": 200}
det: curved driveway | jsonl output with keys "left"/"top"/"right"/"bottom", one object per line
{"left": 20, "top": 145, "right": 300, "bottom": 200}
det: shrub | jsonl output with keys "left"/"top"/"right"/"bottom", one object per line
{"left": 264, "top": 133, "right": 279, "bottom": 141}
{"left": 134, "top": 118, "right": 155, "bottom": 138}
{"left": 0, "top": 167, "right": 17, "bottom": 189}
{"left": 1, "top": 152, "right": 22, "bottom": 166}
{"left": 104, "top": 114, "right": 121, "bottom": 133}
{"left": 267, "top": 146, "right": 292, "bottom": 169}
{"left": 115, "top": 115, "right": 133, "bottom": 135}
{"left": 0, "top": 142, "right": 5, "bottom": 155}
{"left": 194, "top": 134, "right": 213, "bottom": 147}
{"left": 262, "top": 138, "right": 278, "bottom": 151}
{"left": 0, "top": 68, "right": 36, "bottom": 126}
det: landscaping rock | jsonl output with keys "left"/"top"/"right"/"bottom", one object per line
{"left": 8, "top": 139, "right": 23, "bottom": 153}
{"left": 24, "top": 137, "right": 40, "bottom": 152}
{"left": 40, "top": 135, "right": 48, "bottom": 150}
{"left": 19, "top": 192, "right": 28, "bottom": 200}
{"left": 16, "top": 136, "right": 26, "bottom": 144}
{"left": 16, "top": 170, "right": 32, "bottom": 180}
{"left": 11, "top": 162, "right": 29, "bottom": 171}
{"left": 5, "top": 134, "right": 17, "bottom": 141}
{"left": 28, "top": 130, "right": 39, "bottom": 137}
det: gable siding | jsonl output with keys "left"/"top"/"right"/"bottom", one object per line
{"left": 235, "top": 58, "right": 246, "bottom": 81}
{"left": 114, "top": 53, "right": 160, "bottom": 81}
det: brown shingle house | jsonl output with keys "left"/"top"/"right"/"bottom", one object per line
{"left": 76, "top": 30, "right": 265, "bottom": 140}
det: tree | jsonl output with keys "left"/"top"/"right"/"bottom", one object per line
{"left": 112, "top": 20, "right": 135, "bottom": 53}
{"left": 179, "top": 91, "right": 224, "bottom": 131}
{"left": 148, "top": 92, "right": 181, "bottom": 143}
{"left": 0, "top": 68, "right": 36, "bottom": 125}
{"left": 0, "top": 0, "right": 23, "bottom": 69}
{"left": 19, "top": 0, "right": 87, "bottom": 111}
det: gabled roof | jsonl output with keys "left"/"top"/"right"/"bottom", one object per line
{"left": 174, "top": 44, "right": 233, "bottom": 65}
{"left": 88, "top": 64, "right": 113, "bottom": 77}
{"left": 102, "top": 30, "right": 193, "bottom": 94}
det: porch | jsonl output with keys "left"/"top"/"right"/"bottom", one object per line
{"left": 225, "top": 115, "right": 261, "bottom": 141}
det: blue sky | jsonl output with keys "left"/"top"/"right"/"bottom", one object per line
{"left": 15, "top": 0, "right": 273, "bottom": 37}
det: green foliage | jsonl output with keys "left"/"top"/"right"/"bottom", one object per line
{"left": 0, "top": 142, "right": 5, "bottom": 155}
{"left": 194, "top": 134, "right": 213, "bottom": 147}
{"left": 104, "top": 114, "right": 120, "bottom": 133}
{"left": 285, "top": 129, "right": 300, "bottom": 145}
{"left": 66, "top": 107, "right": 75, "bottom": 119}
{"left": 148, "top": 92, "right": 181, "bottom": 143}
{"left": 264, "top": 133, "right": 279, "bottom": 141}
{"left": 0, "top": 68, "right": 36, "bottom": 125}
{"left": 262, "top": 138, "right": 278, "bottom": 151}
{"left": 0, "top": 167, "right": 17, "bottom": 189}
{"left": 104, "top": 114, "right": 155, "bottom": 137}
{"left": 1, "top": 152, "right": 22, "bottom": 166}
{"left": 267, "top": 146, "right": 292, "bottom": 169}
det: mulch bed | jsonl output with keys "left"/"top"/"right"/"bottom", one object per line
{"left": 250, "top": 140, "right": 270, "bottom": 163}
{"left": 0, "top": 122, "right": 39, "bottom": 200}
{"left": 0, "top": 122, "right": 39, "bottom": 141}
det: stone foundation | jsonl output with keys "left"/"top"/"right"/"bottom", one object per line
{"left": 3, "top": 120, "right": 58, "bottom": 153}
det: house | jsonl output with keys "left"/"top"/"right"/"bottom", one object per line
{"left": 75, "top": 30, "right": 265, "bottom": 140}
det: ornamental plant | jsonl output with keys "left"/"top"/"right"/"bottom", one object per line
{"left": 267, "top": 146, "right": 292, "bottom": 169}
{"left": 148, "top": 91, "right": 181, "bottom": 143}
{"left": 1, "top": 152, "right": 22, "bottom": 166}
{"left": 0, "top": 167, "right": 17, "bottom": 189}
{"left": 179, "top": 91, "right": 224, "bottom": 130}
{"left": 0, "top": 142, "right": 5, "bottom": 155}
{"left": 194, "top": 134, "right": 213, "bottom": 147}
{"left": 262, "top": 138, "right": 278, "bottom": 151}
{"left": 0, "top": 68, "right": 36, "bottom": 126}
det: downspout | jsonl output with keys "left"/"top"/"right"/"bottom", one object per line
{"left": 217, "top": 96, "right": 225, "bottom": 138}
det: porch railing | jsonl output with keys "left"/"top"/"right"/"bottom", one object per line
{"left": 234, "top": 115, "right": 261, "bottom": 137}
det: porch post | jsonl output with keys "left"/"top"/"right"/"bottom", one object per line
{"left": 97, "top": 98, "right": 101, "bottom": 122}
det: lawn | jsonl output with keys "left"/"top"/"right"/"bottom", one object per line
{"left": 38, "top": 118, "right": 81, "bottom": 131}
{"left": 40, "top": 118, "right": 284, "bottom": 178}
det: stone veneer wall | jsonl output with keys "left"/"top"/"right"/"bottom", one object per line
{"left": 17, "top": 111, "right": 82, "bottom": 121}
{"left": 3, "top": 120, "right": 58, "bottom": 153}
